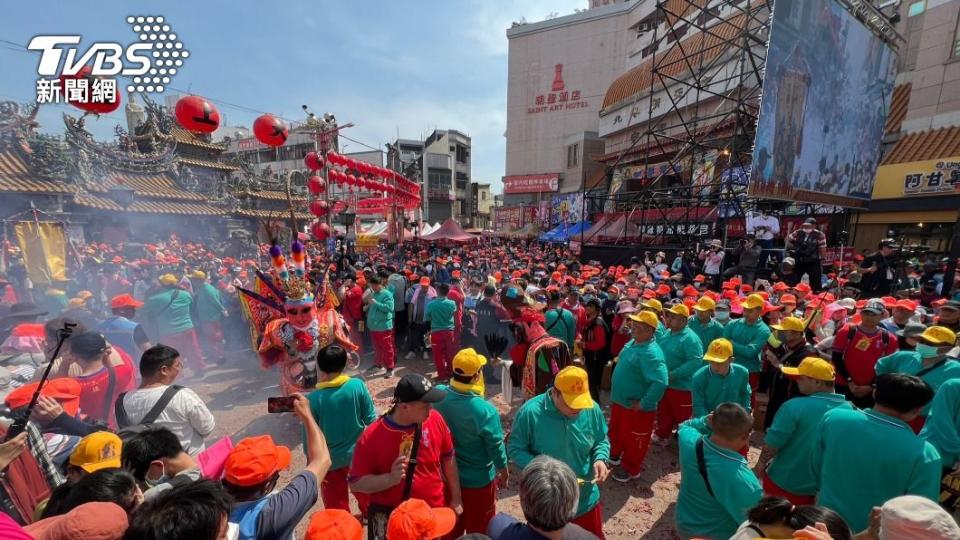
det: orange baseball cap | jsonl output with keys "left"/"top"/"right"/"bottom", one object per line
{"left": 779, "top": 294, "right": 797, "bottom": 305}
{"left": 5, "top": 378, "right": 82, "bottom": 416}
{"left": 305, "top": 509, "right": 362, "bottom": 540}
{"left": 419, "top": 277, "right": 431, "bottom": 286}
{"left": 110, "top": 294, "right": 143, "bottom": 310}
{"left": 387, "top": 499, "right": 457, "bottom": 540}
{"left": 224, "top": 435, "right": 292, "bottom": 487}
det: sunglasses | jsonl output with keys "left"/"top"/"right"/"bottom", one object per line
{"left": 286, "top": 307, "right": 311, "bottom": 316}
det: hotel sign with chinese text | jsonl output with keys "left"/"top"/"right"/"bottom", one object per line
{"left": 502, "top": 174, "right": 560, "bottom": 194}
{"left": 872, "top": 157, "right": 960, "bottom": 199}
{"left": 527, "top": 64, "right": 589, "bottom": 115}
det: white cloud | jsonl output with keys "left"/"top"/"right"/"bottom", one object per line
{"left": 465, "top": 0, "right": 586, "bottom": 56}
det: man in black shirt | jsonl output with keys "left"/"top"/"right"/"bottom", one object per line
{"left": 859, "top": 239, "right": 898, "bottom": 296}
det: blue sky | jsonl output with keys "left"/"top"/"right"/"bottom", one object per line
{"left": 0, "top": 0, "right": 584, "bottom": 193}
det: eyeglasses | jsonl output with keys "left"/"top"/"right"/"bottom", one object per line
{"left": 286, "top": 308, "right": 311, "bottom": 316}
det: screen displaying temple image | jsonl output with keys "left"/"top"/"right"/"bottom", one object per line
{"left": 749, "top": 0, "right": 897, "bottom": 208}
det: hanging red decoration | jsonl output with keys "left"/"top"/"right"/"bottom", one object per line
{"left": 253, "top": 114, "right": 288, "bottom": 147}
{"left": 327, "top": 170, "right": 340, "bottom": 185}
{"left": 60, "top": 65, "right": 122, "bottom": 115}
{"left": 346, "top": 174, "right": 358, "bottom": 186}
{"left": 332, "top": 200, "right": 348, "bottom": 214}
{"left": 310, "top": 200, "right": 329, "bottom": 216}
{"left": 327, "top": 152, "right": 342, "bottom": 166}
{"left": 307, "top": 176, "right": 325, "bottom": 195}
{"left": 304, "top": 152, "right": 324, "bottom": 171}
{"left": 311, "top": 221, "right": 331, "bottom": 240}
{"left": 173, "top": 95, "right": 220, "bottom": 134}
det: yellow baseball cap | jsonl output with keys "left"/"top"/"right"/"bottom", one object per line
{"left": 158, "top": 274, "right": 179, "bottom": 286}
{"left": 703, "top": 338, "right": 734, "bottom": 363}
{"left": 627, "top": 310, "right": 660, "bottom": 329}
{"left": 771, "top": 316, "right": 805, "bottom": 333}
{"left": 741, "top": 294, "right": 765, "bottom": 310}
{"left": 451, "top": 348, "right": 487, "bottom": 394}
{"left": 693, "top": 297, "right": 716, "bottom": 312}
{"left": 554, "top": 366, "right": 593, "bottom": 410}
{"left": 189, "top": 270, "right": 207, "bottom": 280}
{"left": 641, "top": 298, "right": 663, "bottom": 313}
{"left": 780, "top": 357, "right": 836, "bottom": 382}
{"left": 69, "top": 431, "right": 122, "bottom": 473}
{"left": 918, "top": 326, "right": 957, "bottom": 346}
{"left": 666, "top": 303, "right": 689, "bottom": 318}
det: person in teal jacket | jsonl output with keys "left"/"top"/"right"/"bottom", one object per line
{"left": 433, "top": 348, "right": 507, "bottom": 536}
{"left": 189, "top": 271, "right": 228, "bottom": 364}
{"left": 920, "top": 378, "right": 960, "bottom": 471}
{"left": 139, "top": 274, "right": 204, "bottom": 370}
{"left": 609, "top": 310, "right": 667, "bottom": 483}
{"left": 688, "top": 296, "right": 724, "bottom": 349}
{"left": 754, "top": 357, "right": 853, "bottom": 505}
{"left": 811, "top": 373, "right": 941, "bottom": 531}
{"left": 676, "top": 404, "right": 761, "bottom": 540}
{"left": 690, "top": 338, "right": 751, "bottom": 418}
{"left": 655, "top": 303, "right": 705, "bottom": 441}
{"left": 722, "top": 294, "right": 771, "bottom": 401}
{"left": 875, "top": 325, "right": 960, "bottom": 431}
{"left": 425, "top": 283, "right": 458, "bottom": 380}
{"left": 544, "top": 290, "right": 576, "bottom": 350}
{"left": 365, "top": 276, "right": 396, "bottom": 376}
{"left": 306, "top": 344, "right": 376, "bottom": 512}
{"left": 508, "top": 366, "right": 609, "bottom": 539}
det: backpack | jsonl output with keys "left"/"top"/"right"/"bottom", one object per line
{"left": 114, "top": 385, "right": 183, "bottom": 441}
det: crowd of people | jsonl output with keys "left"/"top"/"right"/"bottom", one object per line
{"left": 0, "top": 228, "right": 959, "bottom": 540}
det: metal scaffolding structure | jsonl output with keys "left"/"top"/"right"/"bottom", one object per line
{"left": 585, "top": 0, "right": 775, "bottom": 249}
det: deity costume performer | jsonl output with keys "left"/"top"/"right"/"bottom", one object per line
{"left": 499, "top": 285, "right": 571, "bottom": 399}
{"left": 237, "top": 241, "right": 358, "bottom": 396}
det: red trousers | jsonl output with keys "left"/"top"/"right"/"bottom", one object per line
{"left": 371, "top": 329, "right": 395, "bottom": 369}
{"left": 762, "top": 474, "right": 815, "bottom": 505}
{"left": 345, "top": 319, "right": 363, "bottom": 355}
{"left": 570, "top": 503, "right": 605, "bottom": 539}
{"left": 321, "top": 467, "right": 369, "bottom": 514}
{"left": 609, "top": 404, "right": 655, "bottom": 476}
{"left": 198, "top": 320, "right": 224, "bottom": 361}
{"left": 451, "top": 481, "right": 497, "bottom": 536}
{"left": 908, "top": 415, "right": 926, "bottom": 434}
{"left": 431, "top": 330, "right": 455, "bottom": 379}
{"left": 655, "top": 388, "right": 692, "bottom": 438}
{"left": 161, "top": 328, "right": 206, "bottom": 370}
{"left": 749, "top": 372, "right": 760, "bottom": 411}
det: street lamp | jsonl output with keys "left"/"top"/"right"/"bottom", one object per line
{"left": 108, "top": 182, "right": 136, "bottom": 209}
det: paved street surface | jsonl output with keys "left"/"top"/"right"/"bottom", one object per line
{"left": 189, "top": 348, "right": 761, "bottom": 538}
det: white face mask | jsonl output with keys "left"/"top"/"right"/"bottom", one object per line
{"left": 915, "top": 343, "right": 941, "bottom": 359}
{"left": 715, "top": 311, "right": 730, "bottom": 322}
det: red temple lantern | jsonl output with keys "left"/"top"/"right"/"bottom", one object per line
{"left": 252, "top": 114, "right": 288, "bottom": 147}
{"left": 304, "top": 151, "right": 324, "bottom": 171}
{"left": 309, "top": 200, "right": 329, "bottom": 216}
{"left": 307, "top": 176, "right": 325, "bottom": 195}
{"left": 311, "top": 221, "right": 331, "bottom": 240}
{"left": 174, "top": 96, "right": 220, "bottom": 134}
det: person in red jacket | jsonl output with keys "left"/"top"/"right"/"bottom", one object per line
{"left": 447, "top": 276, "right": 466, "bottom": 352}
{"left": 562, "top": 289, "right": 588, "bottom": 337}
{"left": 831, "top": 299, "right": 898, "bottom": 408}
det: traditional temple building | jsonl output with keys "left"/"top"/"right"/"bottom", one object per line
{"left": 0, "top": 97, "right": 312, "bottom": 245}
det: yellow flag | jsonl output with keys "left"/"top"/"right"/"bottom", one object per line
{"left": 14, "top": 221, "right": 67, "bottom": 285}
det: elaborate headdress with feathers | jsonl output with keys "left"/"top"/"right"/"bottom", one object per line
{"left": 268, "top": 241, "right": 315, "bottom": 307}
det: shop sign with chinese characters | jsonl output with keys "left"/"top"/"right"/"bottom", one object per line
{"left": 527, "top": 64, "right": 589, "bottom": 114}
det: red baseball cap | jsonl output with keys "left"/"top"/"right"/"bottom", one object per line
{"left": 387, "top": 499, "right": 457, "bottom": 540}
{"left": 305, "top": 509, "right": 362, "bottom": 540}
{"left": 772, "top": 282, "right": 788, "bottom": 292}
{"left": 110, "top": 294, "right": 143, "bottom": 310}
{"left": 224, "top": 435, "right": 292, "bottom": 487}
{"left": 895, "top": 299, "right": 918, "bottom": 312}
{"left": 794, "top": 283, "right": 812, "bottom": 293}
{"left": 5, "top": 378, "right": 81, "bottom": 416}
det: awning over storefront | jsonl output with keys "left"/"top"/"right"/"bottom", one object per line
{"left": 853, "top": 209, "right": 959, "bottom": 224}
